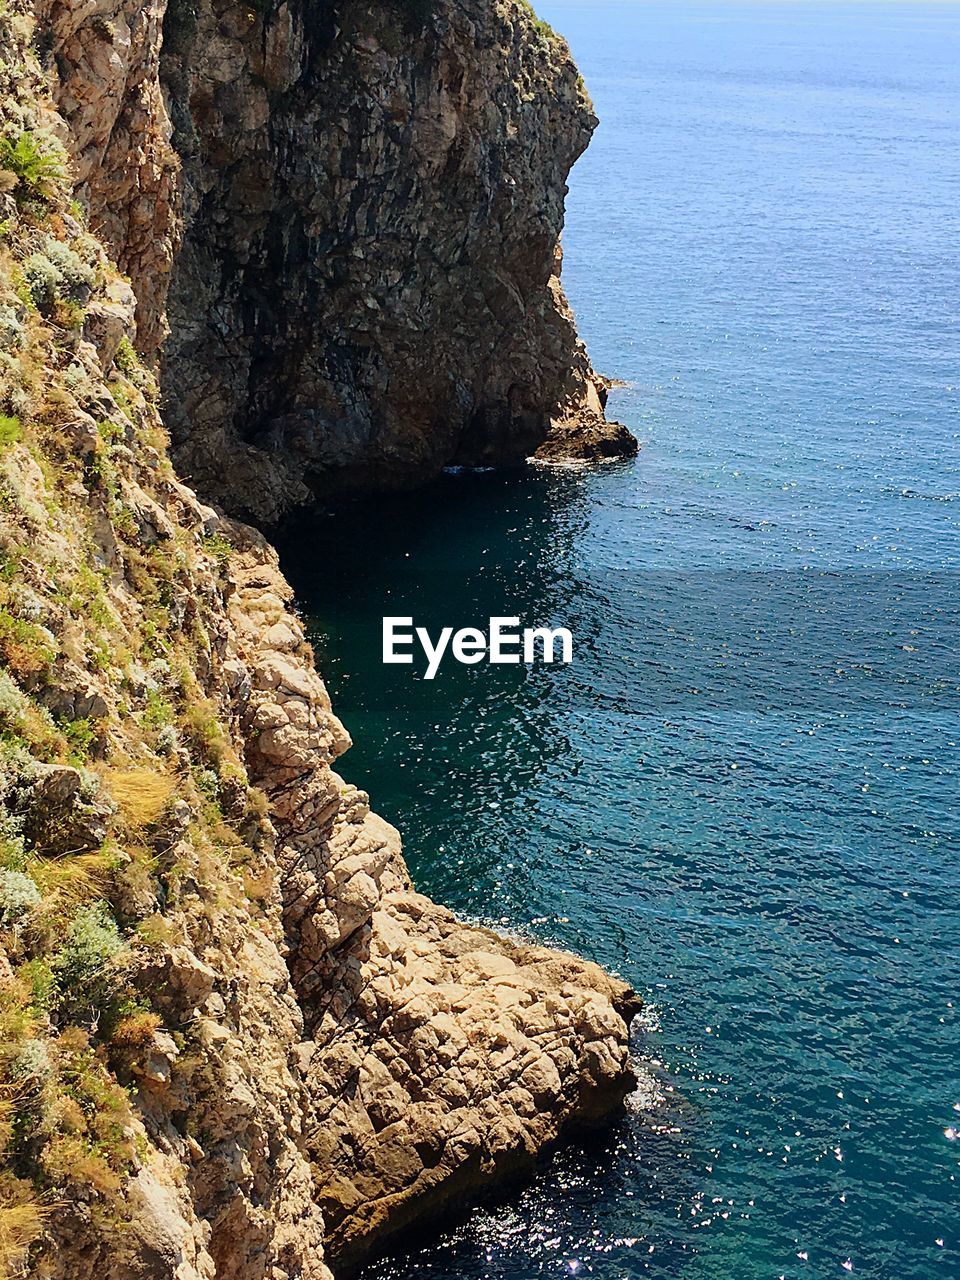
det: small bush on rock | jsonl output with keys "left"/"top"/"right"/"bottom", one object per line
{"left": 0, "top": 303, "right": 25, "bottom": 351}
{"left": 182, "top": 700, "right": 227, "bottom": 766}
{"left": 0, "top": 415, "right": 20, "bottom": 452}
{"left": 22, "top": 237, "right": 95, "bottom": 309}
{"left": 51, "top": 902, "right": 123, "bottom": 1020}
{"left": 8, "top": 1036, "right": 51, "bottom": 1083}
{"left": 0, "top": 866, "right": 39, "bottom": 921}
{"left": 0, "top": 131, "right": 68, "bottom": 202}
{"left": 41, "top": 1028, "right": 139, "bottom": 1195}
{"left": 109, "top": 1010, "right": 161, "bottom": 1050}
{"left": 0, "top": 609, "right": 55, "bottom": 678}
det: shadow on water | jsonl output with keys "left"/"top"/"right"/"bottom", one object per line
{"left": 273, "top": 466, "right": 613, "bottom": 880}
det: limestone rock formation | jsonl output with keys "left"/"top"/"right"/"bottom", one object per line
{"left": 309, "top": 893, "right": 641, "bottom": 1266}
{"left": 157, "top": 0, "right": 635, "bottom": 523}
{"left": 35, "top": 0, "right": 635, "bottom": 523}
{"left": 226, "top": 526, "right": 642, "bottom": 1267}
{"left": 0, "top": 0, "right": 644, "bottom": 1275}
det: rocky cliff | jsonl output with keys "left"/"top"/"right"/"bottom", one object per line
{"left": 44, "top": 0, "right": 635, "bottom": 523}
{"left": 0, "top": 0, "right": 641, "bottom": 1276}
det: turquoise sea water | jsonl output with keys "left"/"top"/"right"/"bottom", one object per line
{"left": 278, "top": 5, "right": 960, "bottom": 1278}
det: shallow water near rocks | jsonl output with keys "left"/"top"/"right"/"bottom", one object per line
{"left": 277, "top": 4, "right": 960, "bottom": 1277}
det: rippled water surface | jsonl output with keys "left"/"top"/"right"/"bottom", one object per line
{"left": 278, "top": 4, "right": 960, "bottom": 1277}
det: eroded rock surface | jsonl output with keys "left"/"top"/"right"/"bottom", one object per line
{"left": 309, "top": 892, "right": 640, "bottom": 1265}
{"left": 224, "top": 528, "right": 642, "bottom": 1266}
{"left": 0, "top": 0, "right": 644, "bottom": 1275}
{"left": 36, "top": 0, "right": 634, "bottom": 522}
{"left": 157, "top": 0, "right": 635, "bottom": 522}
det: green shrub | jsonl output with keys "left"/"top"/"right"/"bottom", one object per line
{"left": 62, "top": 717, "right": 97, "bottom": 763}
{"left": 0, "top": 672, "right": 64, "bottom": 761}
{"left": 0, "top": 867, "right": 40, "bottom": 922}
{"left": 143, "top": 688, "right": 173, "bottom": 729}
{"left": 20, "top": 957, "right": 54, "bottom": 1011}
{"left": 200, "top": 532, "right": 232, "bottom": 573}
{"left": 113, "top": 337, "right": 138, "bottom": 375}
{"left": 0, "top": 798, "right": 27, "bottom": 871}
{"left": 21, "top": 253, "right": 59, "bottom": 307}
{"left": 518, "top": 0, "right": 555, "bottom": 40}
{"left": 0, "top": 609, "right": 55, "bottom": 679}
{"left": 134, "top": 913, "right": 174, "bottom": 950}
{"left": 0, "top": 415, "right": 21, "bottom": 450}
{"left": 163, "top": 0, "right": 198, "bottom": 47}
{"left": 42, "top": 1027, "right": 139, "bottom": 1194}
{"left": 0, "top": 131, "right": 69, "bottom": 202}
{"left": 0, "top": 668, "right": 23, "bottom": 718}
{"left": 182, "top": 700, "right": 227, "bottom": 766}
{"left": 0, "top": 833, "right": 27, "bottom": 872}
{"left": 51, "top": 902, "right": 124, "bottom": 1019}
{"left": 47, "top": 239, "right": 96, "bottom": 295}
{"left": 22, "top": 237, "right": 95, "bottom": 308}
{"left": 9, "top": 1037, "right": 51, "bottom": 1083}
{"left": 96, "top": 418, "right": 124, "bottom": 448}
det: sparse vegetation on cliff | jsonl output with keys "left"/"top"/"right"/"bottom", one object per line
{"left": 0, "top": 22, "right": 296, "bottom": 1270}
{"left": 518, "top": 0, "right": 558, "bottom": 43}
{"left": 0, "top": 0, "right": 640, "bottom": 1273}
{"left": 0, "top": 132, "right": 68, "bottom": 205}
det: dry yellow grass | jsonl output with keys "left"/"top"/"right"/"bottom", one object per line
{"left": 0, "top": 1197, "right": 46, "bottom": 1279}
{"left": 104, "top": 769, "right": 175, "bottom": 829}
{"left": 27, "top": 851, "right": 111, "bottom": 907}
{"left": 0, "top": 1101, "right": 46, "bottom": 1280}
{"left": 110, "top": 1011, "right": 161, "bottom": 1050}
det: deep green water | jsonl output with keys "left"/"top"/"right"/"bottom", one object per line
{"left": 277, "top": 4, "right": 960, "bottom": 1277}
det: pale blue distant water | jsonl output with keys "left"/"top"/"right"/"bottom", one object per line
{"left": 279, "top": 5, "right": 960, "bottom": 1278}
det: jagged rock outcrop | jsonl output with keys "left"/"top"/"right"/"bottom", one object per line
{"left": 36, "top": 0, "right": 635, "bottom": 524}
{"left": 0, "top": 0, "right": 643, "bottom": 1276}
{"left": 35, "top": 0, "right": 179, "bottom": 354}
{"left": 308, "top": 894, "right": 640, "bottom": 1266}
{"left": 156, "top": 0, "right": 634, "bottom": 523}
{"left": 225, "top": 526, "right": 641, "bottom": 1266}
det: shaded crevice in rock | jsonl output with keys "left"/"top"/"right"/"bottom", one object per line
{"left": 157, "top": 0, "right": 635, "bottom": 523}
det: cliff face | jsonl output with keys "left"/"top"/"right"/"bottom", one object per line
{"left": 43, "top": 0, "right": 635, "bottom": 523}
{"left": 0, "top": 0, "right": 641, "bottom": 1276}
{"left": 162, "top": 0, "right": 636, "bottom": 523}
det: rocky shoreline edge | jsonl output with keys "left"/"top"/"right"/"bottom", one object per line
{"left": 229, "top": 519, "right": 645, "bottom": 1274}
{"left": 0, "top": 0, "right": 644, "bottom": 1273}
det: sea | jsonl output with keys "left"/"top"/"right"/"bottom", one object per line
{"left": 276, "top": 5, "right": 960, "bottom": 1277}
